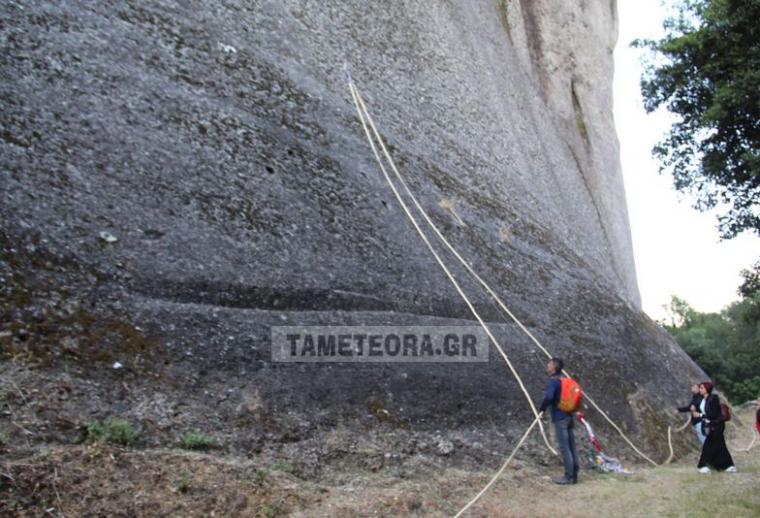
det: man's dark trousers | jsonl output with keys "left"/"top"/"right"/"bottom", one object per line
{"left": 554, "top": 415, "right": 579, "bottom": 481}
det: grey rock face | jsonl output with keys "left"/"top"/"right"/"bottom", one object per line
{"left": 1, "top": 0, "right": 701, "bottom": 460}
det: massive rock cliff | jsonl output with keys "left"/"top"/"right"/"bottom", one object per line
{"left": 1, "top": 0, "right": 703, "bottom": 467}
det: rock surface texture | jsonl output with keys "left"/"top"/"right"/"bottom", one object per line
{"left": 1, "top": 0, "right": 703, "bottom": 465}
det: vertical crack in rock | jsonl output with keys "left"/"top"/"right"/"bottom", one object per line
{"left": 517, "top": 0, "right": 549, "bottom": 100}
{"left": 571, "top": 78, "right": 591, "bottom": 148}
{"left": 566, "top": 143, "right": 628, "bottom": 297}
{"left": 497, "top": 0, "right": 513, "bottom": 43}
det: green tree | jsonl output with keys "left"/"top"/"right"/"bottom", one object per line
{"left": 738, "top": 260, "right": 760, "bottom": 298}
{"left": 663, "top": 294, "right": 760, "bottom": 403}
{"left": 635, "top": 0, "right": 760, "bottom": 238}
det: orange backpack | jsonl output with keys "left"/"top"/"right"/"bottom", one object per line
{"left": 558, "top": 377, "right": 583, "bottom": 413}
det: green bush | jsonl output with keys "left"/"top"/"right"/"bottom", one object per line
{"left": 663, "top": 294, "right": 760, "bottom": 403}
{"left": 87, "top": 419, "right": 139, "bottom": 446}
{"left": 178, "top": 431, "right": 218, "bottom": 451}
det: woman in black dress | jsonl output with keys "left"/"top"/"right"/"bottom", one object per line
{"left": 693, "top": 381, "right": 736, "bottom": 473}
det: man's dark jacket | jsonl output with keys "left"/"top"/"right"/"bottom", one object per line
{"left": 539, "top": 372, "right": 572, "bottom": 422}
{"left": 677, "top": 393, "right": 703, "bottom": 425}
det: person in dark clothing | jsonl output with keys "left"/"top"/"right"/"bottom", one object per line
{"left": 677, "top": 383, "right": 706, "bottom": 444}
{"left": 693, "top": 381, "right": 736, "bottom": 473}
{"left": 539, "top": 357, "right": 579, "bottom": 485}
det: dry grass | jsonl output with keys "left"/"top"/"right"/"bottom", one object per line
{"left": 285, "top": 450, "right": 759, "bottom": 517}
{"left": 2, "top": 409, "right": 758, "bottom": 517}
{"left": 295, "top": 409, "right": 760, "bottom": 517}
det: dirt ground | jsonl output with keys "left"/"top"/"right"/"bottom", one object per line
{"left": 2, "top": 405, "right": 758, "bottom": 517}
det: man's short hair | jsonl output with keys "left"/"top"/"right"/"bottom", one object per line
{"left": 550, "top": 357, "right": 564, "bottom": 373}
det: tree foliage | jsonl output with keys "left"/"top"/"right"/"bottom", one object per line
{"left": 738, "top": 259, "right": 760, "bottom": 298}
{"left": 663, "top": 291, "right": 760, "bottom": 403}
{"left": 635, "top": 0, "right": 760, "bottom": 238}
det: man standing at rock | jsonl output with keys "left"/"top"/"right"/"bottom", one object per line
{"left": 539, "top": 357, "right": 579, "bottom": 485}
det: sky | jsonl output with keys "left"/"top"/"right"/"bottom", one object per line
{"left": 613, "top": 0, "right": 760, "bottom": 321}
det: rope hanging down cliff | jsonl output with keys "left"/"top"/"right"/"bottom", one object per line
{"left": 349, "top": 78, "right": 672, "bottom": 466}
{"left": 346, "top": 73, "right": 661, "bottom": 464}
{"left": 347, "top": 76, "right": 557, "bottom": 457}
{"left": 346, "top": 72, "right": 690, "bottom": 513}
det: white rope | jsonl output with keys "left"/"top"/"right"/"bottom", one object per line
{"left": 675, "top": 414, "right": 694, "bottom": 433}
{"left": 580, "top": 394, "right": 658, "bottom": 466}
{"left": 732, "top": 426, "right": 758, "bottom": 453}
{"left": 344, "top": 74, "right": 710, "bottom": 515}
{"left": 453, "top": 414, "right": 542, "bottom": 518}
{"left": 738, "top": 429, "right": 757, "bottom": 452}
{"left": 348, "top": 78, "right": 659, "bottom": 467}
{"left": 721, "top": 400, "right": 757, "bottom": 453}
{"left": 665, "top": 415, "right": 693, "bottom": 464}
{"left": 348, "top": 81, "right": 557, "bottom": 456}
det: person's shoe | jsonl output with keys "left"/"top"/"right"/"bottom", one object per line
{"left": 698, "top": 466, "right": 711, "bottom": 474}
{"left": 725, "top": 465, "right": 737, "bottom": 473}
{"left": 553, "top": 477, "right": 574, "bottom": 485}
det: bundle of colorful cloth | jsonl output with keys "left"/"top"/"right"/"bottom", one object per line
{"left": 576, "top": 412, "right": 634, "bottom": 475}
